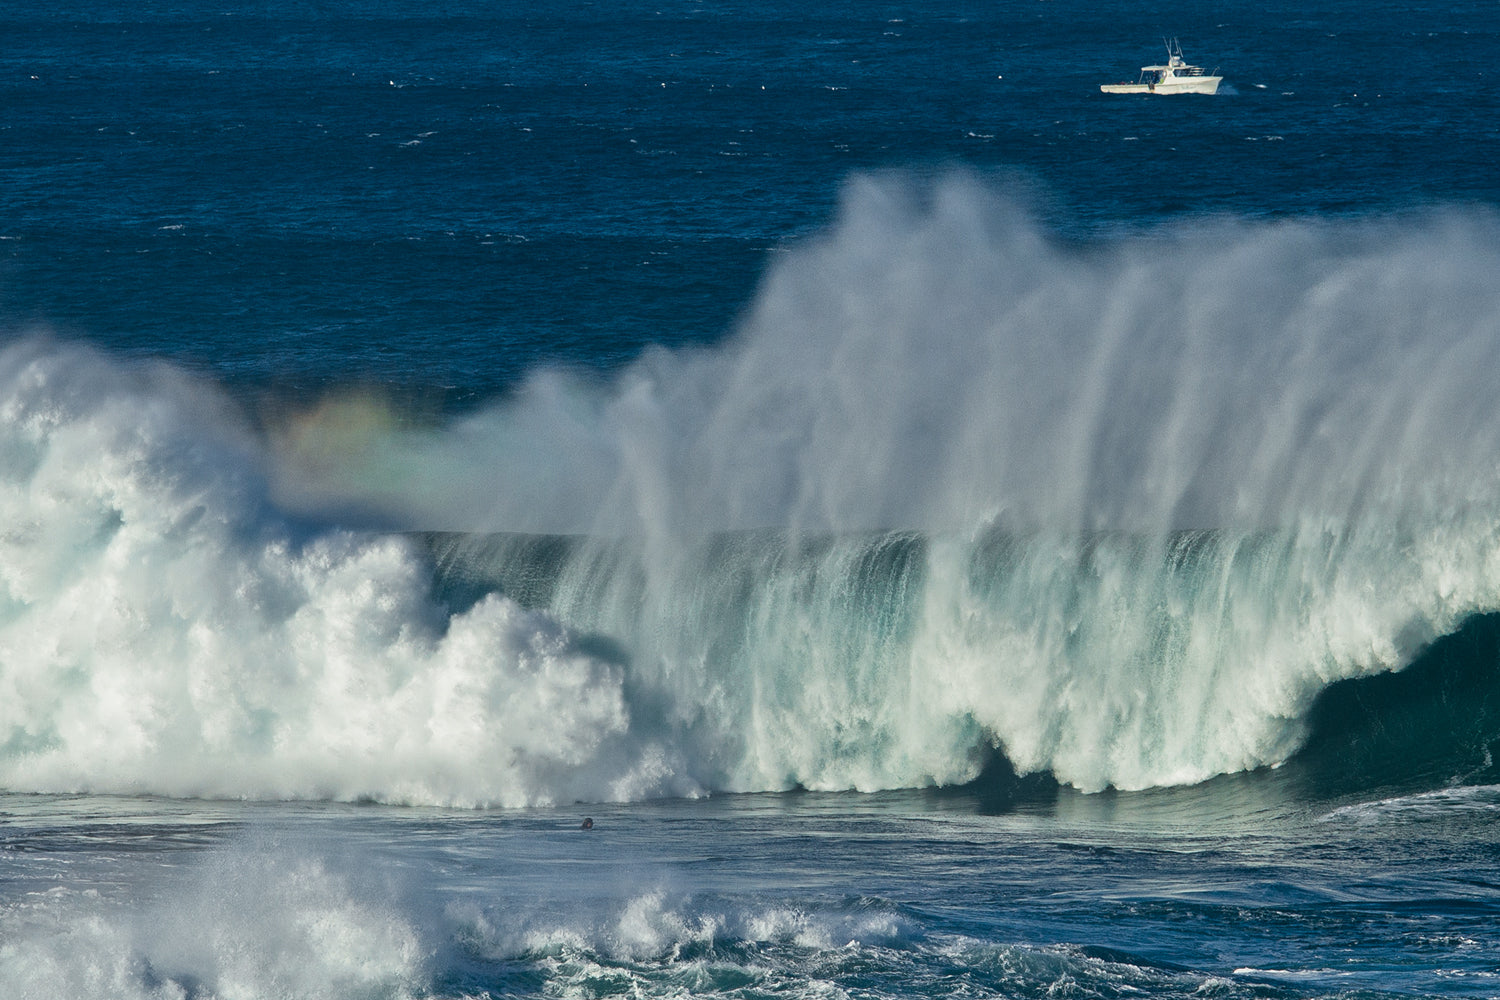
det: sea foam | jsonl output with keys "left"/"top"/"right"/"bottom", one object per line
{"left": 0, "top": 340, "right": 666, "bottom": 807}
{"left": 0, "top": 834, "right": 428, "bottom": 1000}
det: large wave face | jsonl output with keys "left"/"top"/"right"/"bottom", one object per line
{"left": 6, "top": 173, "right": 1500, "bottom": 805}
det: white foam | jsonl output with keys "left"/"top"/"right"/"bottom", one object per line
{"left": 448, "top": 888, "right": 913, "bottom": 964}
{"left": 0, "top": 836, "right": 426, "bottom": 1000}
{"left": 0, "top": 340, "right": 662, "bottom": 807}
{"left": 1320, "top": 785, "right": 1500, "bottom": 824}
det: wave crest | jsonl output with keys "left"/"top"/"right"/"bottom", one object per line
{"left": 7, "top": 175, "right": 1500, "bottom": 802}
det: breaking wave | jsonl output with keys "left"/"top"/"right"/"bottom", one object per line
{"left": 5, "top": 173, "right": 1500, "bottom": 805}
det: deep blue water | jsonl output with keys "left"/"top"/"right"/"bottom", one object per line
{"left": 4, "top": 1, "right": 1500, "bottom": 997}
{"left": 4, "top": 0, "right": 1496, "bottom": 393}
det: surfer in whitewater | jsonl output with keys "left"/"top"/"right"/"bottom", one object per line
{"left": 580, "top": 817, "right": 593, "bottom": 830}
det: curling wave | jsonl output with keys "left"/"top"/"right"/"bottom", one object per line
{"left": 4, "top": 173, "right": 1500, "bottom": 805}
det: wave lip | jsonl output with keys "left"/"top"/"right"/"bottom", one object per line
{"left": 424, "top": 517, "right": 1500, "bottom": 800}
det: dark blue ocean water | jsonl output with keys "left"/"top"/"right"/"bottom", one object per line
{"left": 4, "top": 1, "right": 1500, "bottom": 997}
{"left": 5, "top": 0, "right": 1496, "bottom": 394}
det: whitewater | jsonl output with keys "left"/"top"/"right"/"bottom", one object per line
{"left": 6, "top": 175, "right": 1500, "bottom": 806}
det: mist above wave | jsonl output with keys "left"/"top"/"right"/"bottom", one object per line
{"left": 272, "top": 172, "right": 1500, "bottom": 539}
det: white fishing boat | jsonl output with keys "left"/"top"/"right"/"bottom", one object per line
{"left": 1101, "top": 39, "right": 1221, "bottom": 95}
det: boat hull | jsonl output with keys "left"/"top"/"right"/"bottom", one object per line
{"left": 1101, "top": 76, "right": 1221, "bottom": 95}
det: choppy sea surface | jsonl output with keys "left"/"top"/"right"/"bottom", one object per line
{"left": 4, "top": 1, "right": 1500, "bottom": 997}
